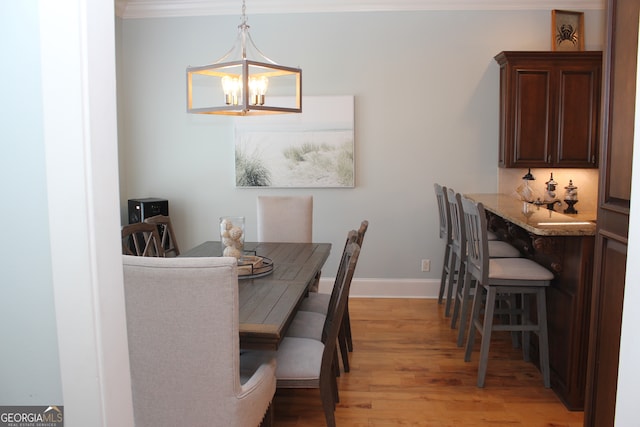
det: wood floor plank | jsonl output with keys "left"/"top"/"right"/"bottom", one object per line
{"left": 274, "top": 298, "right": 584, "bottom": 426}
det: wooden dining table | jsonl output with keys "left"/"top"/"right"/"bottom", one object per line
{"left": 180, "top": 241, "right": 331, "bottom": 350}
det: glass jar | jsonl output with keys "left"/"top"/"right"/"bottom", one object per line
{"left": 220, "top": 216, "right": 245, "bottom": 259}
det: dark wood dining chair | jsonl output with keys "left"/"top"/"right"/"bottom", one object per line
{"left": 121, "top": 222, "right": 165, "bottom": 257}
{"left": 293, "top": 220, "right": 368, "bottom": 373}
{"left": 287, "top": 229, "right": 359, "bottom": 374}
{"left": 144, "top": 214, "right": 180, "bottom": 257}
{"left": 342, "top": 220, "right": 368, "bottom": 353}
{"left": 243, "top": 240, "right": 360, "bottom": 427}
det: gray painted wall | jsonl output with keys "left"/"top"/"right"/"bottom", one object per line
{"left": 118, "top": 10, "right": 605, "bottom": 281}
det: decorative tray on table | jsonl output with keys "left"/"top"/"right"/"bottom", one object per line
{"left": 237, "top": 255, "right": 274, "bottom": 279}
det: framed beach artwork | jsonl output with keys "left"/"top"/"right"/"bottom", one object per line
{"left": 234, "top": 96, "right": 355, "bottom": 188}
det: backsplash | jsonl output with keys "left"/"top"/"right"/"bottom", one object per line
{"left": 498, "top": 168, "right": 599, "bottom": 217}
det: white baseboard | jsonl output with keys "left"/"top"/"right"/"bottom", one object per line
{"left": 318, "top": 277, "right": 440, "bottom": 299}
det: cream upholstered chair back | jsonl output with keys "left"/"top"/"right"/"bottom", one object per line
{"left": 257, "top": 195, "right": 313, "bottom": 243}
{"left": 122, "top": 255, "right": 276, "bottom": 427}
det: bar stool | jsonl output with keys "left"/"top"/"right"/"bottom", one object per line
{"left": 460, "top": 195, "right": 553, "bottom": 388}
{"left": 445, "top": 189, "right": 521, "bottom": 342}
{"left": 434, "top": 183, "right": 454, "bottom": 314}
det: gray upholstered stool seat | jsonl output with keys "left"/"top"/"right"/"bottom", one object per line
{"left": 488, "top": 240, "right": 521, "bottom": 258}
{"left": 488, "top": 258, "right": 554, "bottom": 281}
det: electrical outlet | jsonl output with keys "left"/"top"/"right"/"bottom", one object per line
{"left": 421, "top": 259, "right": 431, "bottom": 272}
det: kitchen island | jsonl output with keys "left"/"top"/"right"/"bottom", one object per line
{"left": 466, "top": 193, "right": 595, "bottom": 411}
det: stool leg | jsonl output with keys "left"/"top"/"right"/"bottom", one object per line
{"left": 506, "top": 294, "right": 520, "bottom": 349}
{"left": 456, "top": 275, "right": 474, "bottom": 347}
{"left": 464, "top": 281, "right": 484, "bottom": 362}
{"left": 476, "top": 286, "right": 497, "bottom": 388}
{"left": 438, "top": 243, "right": 451, "bottom": 305}
{"left": 521, "top": 292, "right": 531, "bottom": 362}
{"left": 444, "top": 250, "right": 457, "bottom": 317}
{"left": 536, "top": 287, "right": 551, "bottom": 388}
{"left": 450, "top": 257, "right": 466, "bottom": 330}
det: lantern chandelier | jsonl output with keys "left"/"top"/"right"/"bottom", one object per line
{"left": 186, "top": 0, "right": 302, "bottom": 116}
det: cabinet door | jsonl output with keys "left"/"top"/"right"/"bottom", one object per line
{"left": 555, "top": 64, "right": 601, "bottom": 167}
{"left": 509, "top": 66, "right": 553, "bottom": 168}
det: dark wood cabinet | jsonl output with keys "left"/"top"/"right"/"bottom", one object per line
{"left": 584, "top": 0, "right": 637, "bottom": 425}
{"left": 495, "top": 51, "right": 602, "bottom": 168}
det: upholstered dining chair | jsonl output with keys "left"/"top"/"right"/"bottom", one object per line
{"left": 342, "top": 220, "right": 368, "bottom": 353}
{"left": 257, "top": 195, "right": 319, "bottom": 291}
{"left": 257, "top": 195, "right": 313, "bottom": 243}
{"left": 121, "top": 222, "right": 164, "bottom": 257}
{"left": 294, "top": 221, "right": 368, "bottom": 373}
{"left": 245, "top": 241, "right": 359, "bottom": 427}
{"left": 460, "top": 195, "right": 553, "bottom": 388}
{"left": 122, "top": 255, "right": 277, "bottom": 426}
{"left": 144, "top": 214, "right": 180, "bottom": 257}
{"left": 286, "top": 228, "right": 361, "bottom": 374}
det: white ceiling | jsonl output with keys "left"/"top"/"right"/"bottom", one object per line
{"left": 115, "top": 0, "right": 605, "bottom": 19}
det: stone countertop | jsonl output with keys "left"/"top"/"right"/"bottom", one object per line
{"left": 465, "top": 193, "right": 597, "bottom": 236}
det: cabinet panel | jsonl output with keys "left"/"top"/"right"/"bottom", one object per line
{"left": 513, "top": 70, "right": 552, "bottom": 166}
{"left": 557, "top": 68, "right": 601, "bottom": 166}
{"left": 586, "top": 237, "right": 627, "bottom": 426}
{"left": 495, "top": 51, "right": 602, "bottom": 168}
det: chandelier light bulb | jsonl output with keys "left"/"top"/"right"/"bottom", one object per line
{"left": 249, "top": 76, "right": 269, "bottom": 105}
{"left": 221, "top": 75, "right": 241, "bottom": 105}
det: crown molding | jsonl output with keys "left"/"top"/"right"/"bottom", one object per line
{"left": 116, "top": 0, "right": 605, "bottom": 19}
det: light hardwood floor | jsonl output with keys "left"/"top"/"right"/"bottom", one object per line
{"left": 274, "top": 298, "right": 584, "bottom": 427}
